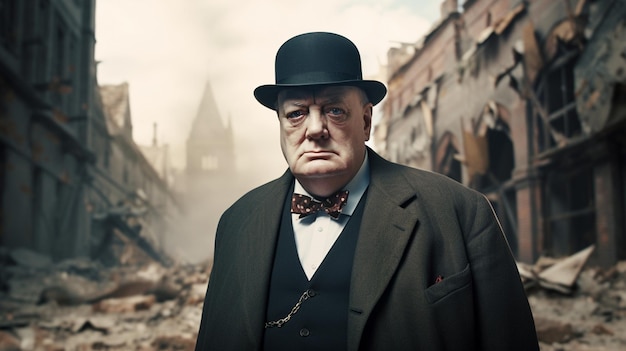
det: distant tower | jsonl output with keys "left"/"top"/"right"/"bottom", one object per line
{"left": 178, "top": 81, "right": 239, "bottom": 262}
{"left": 186, "top": 81, "right": 235, "bottom": 179}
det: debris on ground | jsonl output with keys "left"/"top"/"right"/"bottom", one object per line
{"left": 0, "top": 247, "right": 210, "bottom": 351}
{"left": 1, "top": 246, "right": 625, "bottom": 350}
{"left": 523, "top": 247, "right": 626, "bottom": 351}
{"left": 518, "top": 245, "right": 595, "bottom": 294}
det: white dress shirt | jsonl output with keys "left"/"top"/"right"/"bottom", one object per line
{"left": 292, "top": 154, "right": 370, "bottom": 280}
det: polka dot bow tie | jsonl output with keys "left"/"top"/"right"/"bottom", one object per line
{"left": 291, "top": 190, "right": 349, "bottom": 219}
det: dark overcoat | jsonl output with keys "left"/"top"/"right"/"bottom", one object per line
{"left": 195, "top": 149, "right": 539, "bottom": 351}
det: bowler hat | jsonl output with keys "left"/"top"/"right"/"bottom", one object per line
{"left": 254, "top": 32, "right": 387, "bottom": 110}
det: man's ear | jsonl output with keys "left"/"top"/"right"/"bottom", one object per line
{"left": 363, "top": 103, "right": 373, "bottom": 141}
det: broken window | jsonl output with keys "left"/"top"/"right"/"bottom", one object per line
{"left": 544, "top": 165, "right": 595, "bottom": 258}
{"left": 469, "top": 115, "right": 517, "bottom": 255}
{"left": 436, "top": 133, "right": 462, "bottom": 183}
{"left": 441, "top": 146, "right": 462, "bottom": 183}
{"left": 530, "top": 43, "right": 582, "bottom": 154}
{"left": 472, "top": 126, "right": 514, "bottom": 192}
{"left": 484, "top": 127, "right": 516, "bottom": 248}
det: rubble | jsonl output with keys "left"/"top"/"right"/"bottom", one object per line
{"left": 519, "top": 245, "right": 596, "bottom": 294}
{"left": 534, "top": 317, "right": 577, "bottom": 344}
{"left": 0, "top": 247, "right": 210, "bottom": 351}
{"left": 2, "top": 246, "right": 626, "bottom": 350}
{"left": 528, "top": 259, "right": 626, "bottom": 350}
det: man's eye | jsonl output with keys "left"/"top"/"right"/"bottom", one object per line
{"left": 326, "top": 108, "right": 345, "bottom": 118}
{"left": 286, "top": 110, "right": 306, "bottom": 119}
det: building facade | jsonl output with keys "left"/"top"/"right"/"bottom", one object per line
{"left": 0, "top": 0, "right": 178, "bottom": 264}
{"left": 377, "top": 0, "right": 625, "bottom": 265}
{"left": 94, "top": 83, "right": 180, "bottom": 265}
{"left": 0, "top": 0, "right": 96, "bottom": 259}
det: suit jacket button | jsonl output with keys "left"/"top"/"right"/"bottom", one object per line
{"left": 299, "top": 328, "right": 310, "bottom": 337}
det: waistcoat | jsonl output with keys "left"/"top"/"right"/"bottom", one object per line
{"left": 263, "top": 190, "right": 367, "bottom": 351}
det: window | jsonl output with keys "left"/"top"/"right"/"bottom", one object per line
{"left": 0, "top": 0, "right": 18, "bottom": 54}
{"left": 529, "top": 45, "right": 582, "bottom": 154}
{"left": 435, "top": 132, "right": 462, "bottom": 183}
{"left": 439, "top": 143, "right": 462, "bottom": 183}
{"left": 544, "top": 166, "right": 595, "bottom": 257}
{"left": 201, "top": 155, "right": 218, "bottom": 170}
{"left": 35, "top": 0, "right": 48, "bottom": 83}
{"left": 123, "top": 163, "right": 128, "bottom": 184}
{"left": 52, "top": 24, "right": 67, "bottom": 109}
{"left": 103, "top": 144, "right": 110, "bottom": 169}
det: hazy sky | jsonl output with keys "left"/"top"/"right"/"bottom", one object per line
{"left": 95, "top": 0, "right": 439, "bottom": 186}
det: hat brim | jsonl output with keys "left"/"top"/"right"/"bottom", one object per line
{"left": 254, "top": 80, "right": 387, "bottom": 111}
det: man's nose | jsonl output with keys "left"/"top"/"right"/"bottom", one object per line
{"left": 305, "top": 109, "right": 328, "bottom": 140}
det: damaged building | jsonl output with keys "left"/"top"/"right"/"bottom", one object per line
{"left": 376, "top": 0, "right": 625, "bottom": 266}
{"left": 93, "top": 83, "right": 180, "bottom": 266}
{"left": 0, "top": 0, "right": 179, "bottom": 265}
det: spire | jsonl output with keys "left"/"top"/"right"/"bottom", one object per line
{"left": 188, "top": 81, "right": 228, "bottom": 140}
{"left": 152, "top": 122, "right": 158, "bottom": 146}
{"left": 186, "top": 80, "right": 236, "bottom": 175}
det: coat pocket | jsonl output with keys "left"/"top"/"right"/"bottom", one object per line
{"left": 425, "top": 263, "right": 472, "bottom": 304}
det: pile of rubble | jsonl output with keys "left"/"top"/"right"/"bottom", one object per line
{"left": 0, "top": 248, "right": 209, "bottom": 350}
{"left": 1, "top": 245, "right": 626, "bottom": 350}
{"left": 522, "top": 246, "right": 626, "bottom": 350}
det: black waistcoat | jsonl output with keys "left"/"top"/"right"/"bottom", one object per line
{"left": 263, "top": 190, "right": 367, "bottom": 351}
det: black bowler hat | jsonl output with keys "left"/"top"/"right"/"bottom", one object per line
{"left": 254, "top": 32, "right": 387, "bottom": 110}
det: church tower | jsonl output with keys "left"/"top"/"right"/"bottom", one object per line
{"left": 176, "top": 81, "right": 240, "bottom": 261}
{"left": 186, "top": 81, "right": 235, "bottom": 179}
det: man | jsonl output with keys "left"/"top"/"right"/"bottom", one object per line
{"left": 195, "top": 32, "right": 538, "bottom": 351}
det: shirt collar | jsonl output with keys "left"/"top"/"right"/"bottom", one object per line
{"left": 293, "top": 150, "right": 370, "bottom": 217}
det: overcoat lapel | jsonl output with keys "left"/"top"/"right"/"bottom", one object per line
{"left": 239, "top": 170, "right": 294, "bottom": 347}
{"left": 347, "top": 151, "right": 421, "bottom": 351}
{"left": 237, "top": 152, "right": 421, "bottom": 349}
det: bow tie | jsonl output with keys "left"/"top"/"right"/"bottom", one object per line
{"left": 291, "top": 190, "right": 349, "bottom": 219}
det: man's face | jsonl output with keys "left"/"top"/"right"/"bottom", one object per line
{"left": 277, "top": 86, "right": 372, "bottom": 195}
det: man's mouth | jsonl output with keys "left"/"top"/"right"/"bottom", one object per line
{"left": 303, "top": 150, "right": 334, "bottom": 158}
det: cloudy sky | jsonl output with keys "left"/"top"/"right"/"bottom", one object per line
{"left": 95, "top": 0, "right": 439, "bottom": 187}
